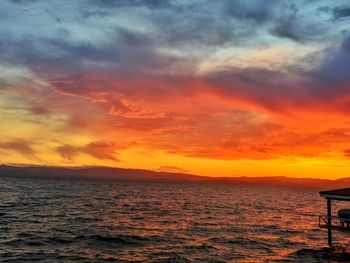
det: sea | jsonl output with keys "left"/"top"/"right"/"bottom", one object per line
{"left": 0, "top": 175, "right": 348, "bottom": 262}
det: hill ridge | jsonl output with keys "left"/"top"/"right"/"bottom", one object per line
{"left": 0, "top": 164, "right": 348, "bottom": 189}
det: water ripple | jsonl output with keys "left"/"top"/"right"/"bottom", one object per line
{"left": 0, "top": 177, "right": 331, "bottom": 262}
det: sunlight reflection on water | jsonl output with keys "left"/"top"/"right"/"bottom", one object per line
{"left": 0, "top": 176, "right": 349, "bottom": 262}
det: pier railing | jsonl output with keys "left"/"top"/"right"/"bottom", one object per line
{"left": 319, "top": 215, "right": 350, "bottom": 232}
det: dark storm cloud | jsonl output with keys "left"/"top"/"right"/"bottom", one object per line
{"left": 223, "top": 0, "right": 319, "bottom": 43}
{"left": 0, "top": 0, "right": 339, "bottom": 76}
{"left": 9, "top": 0, "right": 43, "bottom": 4}
{"left": 81, "top": 0, "right": 175, "bottom": 19}
{"left": 1, "top": 0, "right": 350, "bottom": 114}
{"left": 333, "top": 6, "right": 350, "bottom": 20}
{"left": 0, "top": 26, "right": 192, "bottom": 77}
{"left": 92, "top": 0, "right": 172, "bottom": 9}
{"left": 145, "top": 0, "right": 280, "bottom": 47}
{"left": 270, "top": 4, "right": 300, "bottom": 41}
{"left": 342, "top": 36, "right": 350, "bottom": 52}
{"left": 224, "top": 0, "right": 277, "bottom": 23}
{"left": 142, "top": 0, "right": 328, "bottom": 49}
{"left": 0, "top": 36, "right": 113, "bottom": 63}
{"left": 313, "top": 36, "right": 350, "bottom": 87}
{"left": 0, "top": 34, "right": 117, "bottom": 75}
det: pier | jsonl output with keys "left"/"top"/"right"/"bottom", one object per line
{"left": 319, "top": 188, "right": 350, "bottom": 247}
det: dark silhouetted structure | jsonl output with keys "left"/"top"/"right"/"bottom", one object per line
{"left": 319, "top": 188, "right": 350, "bottom": 247}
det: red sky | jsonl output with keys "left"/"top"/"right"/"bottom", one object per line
{"left": 1, "top": 0, "right": 350, "bottom": 179}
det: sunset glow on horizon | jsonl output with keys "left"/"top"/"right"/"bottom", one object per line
{"left": 1, "top": 0, "right": 350, "bottom": 179}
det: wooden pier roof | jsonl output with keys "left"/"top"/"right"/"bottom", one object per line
{"left": 320, "top": 188, "right": 350, "bottom": 200}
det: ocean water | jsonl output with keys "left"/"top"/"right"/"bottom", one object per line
{"left": 0, "top": 176, "right": 348, "bottom": 262}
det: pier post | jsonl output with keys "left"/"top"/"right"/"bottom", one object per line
{"left": 327, "top": 198, "right": 332, "bottom": 247}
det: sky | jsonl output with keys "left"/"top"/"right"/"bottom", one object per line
{"left": 1, "top": 0, "right": 350, "bottom": 178}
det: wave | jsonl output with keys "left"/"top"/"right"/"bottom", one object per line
{"left": 0, "top": 177, "right": 331, "bottom": 262}
{"left": 73, "top": 234, "right": 167, "bottom": 246}
{"left": 288, "top": 248, "right": 350, "bottom": 262}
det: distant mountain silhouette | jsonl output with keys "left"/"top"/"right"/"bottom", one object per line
{"left": 0, "top": 164, "right": 348, "bottom": 189}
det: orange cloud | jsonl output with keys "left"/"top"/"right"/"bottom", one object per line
{"left": 0, "top": 141, "right": 37, "bottom": 159}
{"left": 57, "top": 142, "right": 119, "bottom": 162}
{"left": 40, "top": 70, "right": 350, "bottom": 163}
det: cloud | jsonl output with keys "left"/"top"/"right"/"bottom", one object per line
{"left": 92, "top": 0, "right": 172, "bottom": 9}
{"left": 333, "top": 6, "right": 350, "bottom": 20}
{"left": 56, "top": 144, "right": 77, "bottom": 160}
{"left": 0, "top": 0, "right": 344, "bottom": 81}
{"left": 269, "top": 3, "right": 300, "bottom": 41}
{"left": 157, "top": 165, "right": 189, "bottom": 173}
{"left": 312, "top": 36, "right": 350, "bottom": 89}
{"left": 9, "top": 0, "right": 42, "bottom": 4}
{"left": 224, "top": 0, "right": 276, "bottom": 23}
{"left": 0, "top": 141, "right": 37, "bottom": 158}
{"left": 342, "top": 36, "right": 350, "bottom": 52}
{"left": 0, "top": 27, "right": 194, "bottom": 79}
{"left": 344, "top": 149, "right": 350, "bottom": 158}
{"left": 57, "top": 141, "right": 119, "bottom": 161}
{"left": 2, "top": 0, "right": 350, "bottom": 165}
